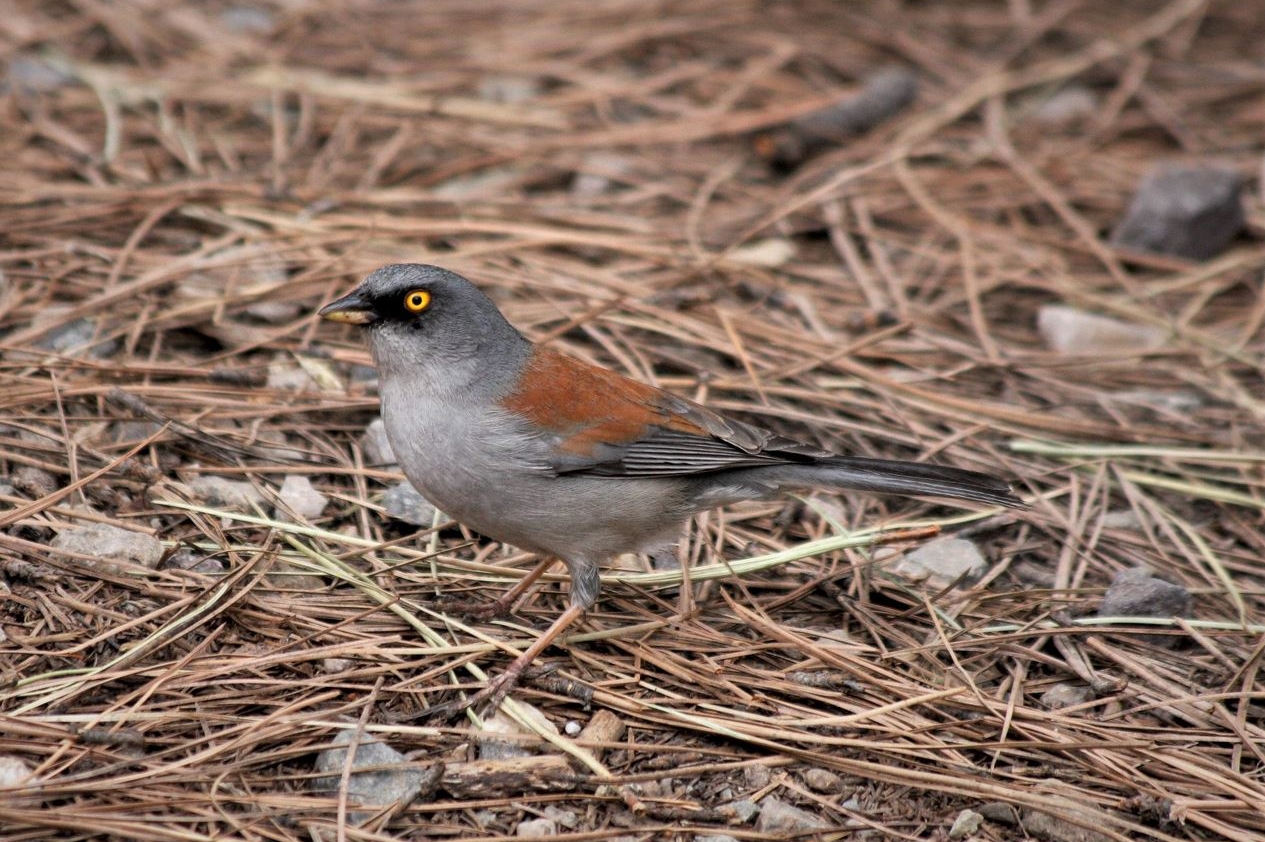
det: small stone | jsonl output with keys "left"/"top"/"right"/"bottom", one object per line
{"left": 323, "top": 657, "right": 354, "bottom": 673}
{"left": 275, "top": 475, "right": 328, "bottom": 520}
{"left": 563, "top": 720, "right": 582, "bottom": 737}
{"left": 803, "top": 768, "right": 845, "bottom": 793}
{"left": 188, "top": 476, "right": 265, "bottom": 511}
{"left": 886, "top": 537, "right": 987, "bottom": 590}
{"left": 361, "top": 418, "right": 397, "bottom": 467}
{"left": 111, "top": 420, "right": 162, "bottom": 444}
{"left": 949, "top": 809, "right": 984, "bottom": 839}
{"left": 755, "top": 796, "right": 829, "bottom": 833}
{"left": 695, "top": 836, "right": 740, "bottom": 842}
{"left": 50, "top": 523, "right": 163, "bottom": 571}
{"left": 728, "top": 238, "right": 796, "bottom": 268}
{"left": 1037, "top": 305, "right": 1167, "bottom": 355}
{"left": 164, "top": 547, "right": 224, "bottom": 574}
{"left": 1020, "top": 806, "right": 1114, "bottom": 842}
{"left": 743, "top": 765, "right": 772, "bottom": 789}
{"left": 311, "top": 729, "right": 431, "bottom": 824}
{"left": 1099, "top": 567, "right": 1192, "bottom": 620}
{"left": 1111, "top": 164, "right": 1243, "bottom": 260}
{"left": 382, "top": 482, "right": 438, "bottom": 526}
{"left": 1032, "top": 86, "right": 1098, "bottom": 127}
{"left": 32, "top": 307, "right": 119, "bottom": 359}
{"left": 723, "top": 799, "right": 760, "bottom": 824}
{"left": 543, "top": 807, "right": 578, "bottom": 829}
{"left": 245, "top": 299, "right": 302, "bottom": 324}
{"left": 476, "top": 705, "right": 557, "bottom": 760}
{"left": 571, "top": 151, "right": 634, "bottom": 197}
{"left": 11, "top": 466, "right": 56, "bottom": 499}
{"left": 0, "top": 755, "right": 41, "bottom": 807}
{"left": 266, "top": 362, "right": 319, "bottom": 391}
{"left": 1041, "top": 683, "right": 1094, "bottom": 710}
{"left": 1100, "top": 509, "right": 1143, "bottom": 530}
{"left": 516, "top": 818, "right": 556, "bottom": 837}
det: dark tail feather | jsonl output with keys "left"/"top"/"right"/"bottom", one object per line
{"left": 808, "top": 456, "right": 1026, "bottom": 509}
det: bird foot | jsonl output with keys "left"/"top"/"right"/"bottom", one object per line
{"left": 416, "top": 668, "right": 524, "bottom": 722}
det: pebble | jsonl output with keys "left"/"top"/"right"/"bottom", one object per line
{"left": 31, "top": 308, "right": 119, "bottom": 359}
{"left": 164, "top": 547, "right": 225, "bottom": 574}
{"left": 802, "top": 767, "right": 845, "bottom": 793}
{"left": 476, "top": 705, "right": 557, "bottom": 761}
{"left": 11, "top": 466, "right": 57, "bottom": 499}
{"left": 360, "top": 418, "right": 397, "bottom": 467}
{"left": 187, "top": 476, "right": 266, "bottom": 511}
{"left": 50, "top": 522, "right": 164, "bottom": 570}
{"left": 323, "top": 657, "right": 355, "bottom": 673}
{"left": 1041, "top": 683, "right": 1094, "bottom": 710}
{"left": 0, "top": 755, "right": 41, "bottom": 807}
{"left": 1099, "top": 567, "right": 1192, "bottom": 620}
{"left": 1032, "top": 86, "right": 1098, "bottom": 127}
{"left": 382, "top": 481, "right": 438, "bottom": 526}
{"left": 754, "top": 796, "right": 829, "bottom": 833}
{"left": 885, "top": 537, "right": 987, "bottom": 591}
{"left": 515, "top": 818, "right": 556, "bottom": 837}
{"left": 949, "top": 809, "right": 984, "bottom": 839}
{"left": 1110, "top": 164, "right": 1243, "bottom": 260}
{"left": 1037, "top": 305, "right": 1166, "bottom": 354}
{"left": 311, "top": 729, "right": 431, "bottom": 824}
{"left": 275, "top": 474, "right": 328, "bottom": 520}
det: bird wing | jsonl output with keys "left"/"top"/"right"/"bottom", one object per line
{"left": 500, "top": 346, "right": 827, "bottom": 478}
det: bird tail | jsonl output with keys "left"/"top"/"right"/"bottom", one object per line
{"left": 795, "top": 456, "right": 1025, "bottom": 509}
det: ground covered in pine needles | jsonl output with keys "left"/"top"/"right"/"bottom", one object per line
{"left": 2, "top": 1, "right": 1265, "bottom": 839}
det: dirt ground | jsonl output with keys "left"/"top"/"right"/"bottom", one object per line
{"left": 2, "top": 0, "right": 1264, "bottom": 839}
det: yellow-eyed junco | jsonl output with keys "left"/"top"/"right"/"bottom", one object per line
{"left": 321, "top": 264, "right": 1024, "bottom": 715}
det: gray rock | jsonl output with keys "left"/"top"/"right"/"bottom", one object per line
{"left": 311, "top": 729, "right": 429, "bottom": 824}
{"left": 543, "top": 807, "right": 578, "bottom": 829}
{"left": 724, "top": 799, "right": 760, "bottom": 824}
{"left": 1111, "top": 164, "right": 1243, "bottom": 260}
{"left": 382, "top": 482, "right": 438, "bottom": 526}
{"left": 887, "top": 537, "right": 987, "bottom": 590}
{"left": 188, "top": 476, "right": 265, "bottom": 511}
{"left": 0, "top": 755, "right": 41, "bottom": 806}
{"left": 1037, "top": 305, "right": 1167, "bottom": 355}
{"left": 755, "top": 796, "right": 829, "bottom": 833}
{"left": 276, "top": 475, "right": 328, "bottom": 520}
{"left": 949, "top": 809, "right": 983, "bottom": 839}
{"left": 516, "top": 818, "right": 556, "bottom": 837}
{"left": 1041, "top": 683, "right": 1094, "bottom": 710}
{"left": 361, "top": 418, "right": 397, "bottom": 467}
{"left": 695, "top": 836, "right": 740, "bottom": 842}
{"left": 32, "top": 307, "right": 118, "bottom": 359}
{"left": 476, "top": 706, "right": 556, "bottom": 760}
{"left": 51, "top": 523, "right": 163, "bottom": 571}
{"left": 1099, "top": 567, "right": 1192, "bottom": 620}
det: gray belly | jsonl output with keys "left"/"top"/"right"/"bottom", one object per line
{"left": 380, "top": 391, "right": 689, "bottom": 563}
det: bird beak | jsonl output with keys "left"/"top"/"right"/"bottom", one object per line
{"left": 319, "top": 290, "right": 378, "bottom": 325}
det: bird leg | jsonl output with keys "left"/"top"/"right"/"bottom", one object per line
{"left": 424, "top": 602, "right": 587, "bottom": 720}
{"left": 440, "top": 556, "right": 557, "bottom": 619}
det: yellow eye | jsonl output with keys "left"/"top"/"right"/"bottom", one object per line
{"left": 403, "top": 289, "right": 431, "bottom": 312}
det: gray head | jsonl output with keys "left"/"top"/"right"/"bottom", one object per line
{"left": 320, "top": 264, "right": 529, "bottom": 388}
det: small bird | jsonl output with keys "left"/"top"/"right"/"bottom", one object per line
{"left": 321, "top": 264, "right": 1024, "bottom": 715}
